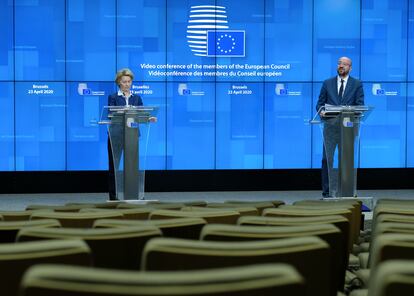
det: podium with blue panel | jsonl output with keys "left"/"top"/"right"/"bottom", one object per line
{"left": 312, "top": 105, "right": 373, "bottom": 198}
{"left": 100, "top": 106, "right": 158, "bottom": 200}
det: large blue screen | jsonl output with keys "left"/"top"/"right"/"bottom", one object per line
{"left": 1, "top": 0, "right": 414, "bottom": 171}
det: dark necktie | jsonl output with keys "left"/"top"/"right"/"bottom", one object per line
{"left": 338, "top": 79, "right": 344, "bottom": 101}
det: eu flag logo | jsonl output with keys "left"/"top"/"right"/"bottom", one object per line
{"left": 207, "top": 30, "right": 245, "bottom": 57}
{"left": 82, "top": 88, "right": 92, "bottom": 95}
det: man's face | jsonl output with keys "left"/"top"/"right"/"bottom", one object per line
{"left": 119, "top": 75, "right": 132, "bottom": 93}
{"left": 337, "top": 58, "right": 351, "bottom": 77}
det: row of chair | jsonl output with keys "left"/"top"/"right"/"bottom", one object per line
{"left": 0, "top": 198, "right": 364, "bottom": 296}
{"left": 348, "top": 199, "right": 414, "bottom": 296}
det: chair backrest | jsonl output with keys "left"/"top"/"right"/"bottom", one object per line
{"left": 293, "top": 199, "right": 361, "bottom": 242}
{"left": 118, "top": 202, "right": 186, "bottom": 210}
{"left": 375, "top": 222, "right": 414, "bottom": 236}
{"left": 150, "top": 209, "right": 240, "bottom": 224}
{"left": 30, "top": 211, "right": 124, "bottom": 228}
{"left": 373, "top": 205, "right": 414, "bottom": 226}
{"left": 183, "top": 200, "right": 208, "bottom": 207}
{"left": 376, "top": 199, "right": 414, "bottom": 206}
{"left": 0, "top": 210, "right": 41, "bottom": 221}
{"left": 282, "top": 203, "right": 359, "bottom": 244}
{"left": 94, "top": 217, "right": 207, "bottom": 240}
{"left": 79, "top": 208, "right": 151, "bottom": 220}
{"left": 20, "top": 263, "right": 305, "bottom": 296}
{"left": 0, "top": 219, "right": 61, "bottom": 243}
{"left": 17, "top": 225, "right": 161, "bottom": 270}
{"left": 183, "top": 205, "right": 259, "bottom": 217}
{"left": 238, "top": 214, "right": 349, "bottom": 247}
{"left": 26, "top": 204, "right": 96, "bottom": 212}
{"left": 376, "top": 213, "right": 414, "bottom": 225}
{"left": 200, "top": 223, "right": 345, "bottom": 294}
{"left": 224, "top": 201, "right": 276, "bottom": 215}
{"left": 0, "top": 239, "right": 91, "bottom": 296}
{"left": 142, "top": 236, "right": 331, "bottom": 296}
{"left": 263, "top": 206, "right": 354, "bottom": 251}
{"left": 368, "top": 260, "right": 414, "bottom": 296}
{"left": 368, "top": 233, "right": 414, "bottom": 270}
{"left": 48, "top": 204, "right": 99, "bottom": 212}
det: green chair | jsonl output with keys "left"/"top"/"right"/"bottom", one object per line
{"left": 150, "top": 209, "right": 240, "bottom": 224}
{"left": 80, "top": 208, "right": 151, "bottom": 220}
{"left": 0, "top": 239, "right": 91, "bottom": 296}
{"left": 201, "top": 223, "right": 345, "bottom": 294}
{"left": 94, "top": 217, "right": 207, "bottom": 240}
{"left": 0, "top": 210, "right": 47, "bottom": 221}
{"left": 30, "top": 211, "right": 124, "bottom": 228}
{"left": 224, "top": 201, "right": 276, "bottom": 215}
{"left": 20, "top": 263, "right": 305, "bottom": 296}
{"left": 263, "top": 206, "right": 354, "bottom": 252}
{"left": 293, "top": 199, "right": 362, "bottom": 242}
{"left": 183, "top": 205, "right": 259, "bottom": 217}
{"left": 119, "top": 202, "right": 186, "bottom": 210}
{"left": 367, "top": 260, "right": 414, "bottom": 296}
{"left": 355, "top": 233, "right": 414, "bottom": 288}
{"left": 142, "top": 236, "right": 331, "bottom": 296}
{"left": 0, "top": 219, "right": 60, "bottom": 243}
{"left": 17, "top": 225, "right": 161, "bottom": 270}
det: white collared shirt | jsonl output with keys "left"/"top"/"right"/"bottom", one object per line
{"left": 337, "top": 75, "right": 349, "bottom": 95}
{"left": 118, "top": 90, "right": 132, "bottom": 106}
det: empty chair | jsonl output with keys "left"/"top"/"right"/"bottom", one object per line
{"left": 65, "top": 202, "right": 125, "bottom": 209}
{"left": 238, "top": 214, "right": 349, "bottom": 247}
{"left": 182, "top": 200, "right": 208, "bottom": 207}
{"left": 30, "top": 211, "right": 124, "bottom": 228}
{"left": 92, "top": 201, "right": 126, "bottom": 209}
{"left": 376, "top": 213, "right": 414, "bottom": 225}
{"left": 206, "top": 203, "right": 260, "bottom": 215}
{"left": 80, "top": 208, "right": 151, "bottom": 220}
{"left": 0, "top": 210, "right": 43, "bottom": 221}
{"left": 201, "top": 223, "right": 345, "bottom": 294}
{"left": 150, "top": 209, "right": 240, "bottom": 224}
{"left": 119, "top": 202, "right": 186, "bottom": 210}
{"left": 375, "top": 222, "right": 414, "bottom": 236}
{"left": 367, "top": 260, "right": 414, "bottom": 296}
{"left": 25, "top": 204, "right": 62, "bottom": 210}
{"left": 355, "top": 233, "right": 414, "bottom": 288}
{"left": 182, "top": 205, "right": 259, "bottom": 217}
{"left": 372, "top": 204, "right": 414, "bottom": 226}
{"left": 376, "top": 199, "right": 414, "bottom": 206}
{"left": 0, "top": 219, "right": 60, "bottom": 243}
{"left": 358, "top": 223, "right": 414, "bottom": 269}
{"left": 94, "top": 217, "right": 207, "bottom": 240}
{"left": 146, "top": 200, "right": 208, "bottom": 207}
{"left": 224, "top": 201, "right": 276, "bottom": 215}
{"left": 358, "top": 220, "right": 414, "bottom": 266}
{"left": 282, "top": 203, "right": 360, "bottom": 245}
{"left": 359, "top": 205, "right": 414, "bottom": 253}
{"left": 17, "top": 225, "right": 161, "bottom": 270}
{"left": 263, "top": 206, "right": 354, "bottom": 251}
{"left": 142, "top": 236, "right": 331, "bottom": 296}
{"left": 20, "top": 263, "right": 305, "bottom": 296}
{"left": 294, "top": 199, "right": 362, "bottom": 241}
{"left": 0, "top": 239, "right": 91, "bottom": 296}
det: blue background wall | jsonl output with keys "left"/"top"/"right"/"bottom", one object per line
{"left": 1, "top": 0, "right": 413, "bottom": 171}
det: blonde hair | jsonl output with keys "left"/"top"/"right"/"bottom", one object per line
{"left": 115, "top": 68, "right": 134, "bottom": 86}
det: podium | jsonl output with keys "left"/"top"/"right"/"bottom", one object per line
{"left": 99, "top": 105, "right": 158, "bottom": 200}
{"left": 311, "top": 105, "right": 372, "bottom": 197}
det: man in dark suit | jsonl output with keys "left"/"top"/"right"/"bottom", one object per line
{"left": 107, "top": 68, "right": 143, "bottom": 200}
{"left": 316, "top": 57, "right": 365, "bottom": 197}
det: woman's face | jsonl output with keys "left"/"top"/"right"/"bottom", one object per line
{"left": 119, "top": 75, "right": 132, "bottom": 93}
